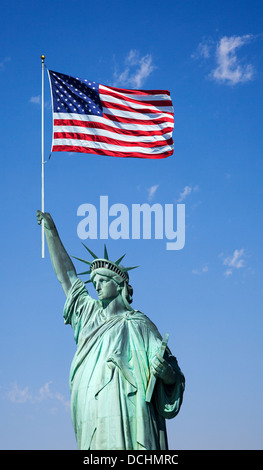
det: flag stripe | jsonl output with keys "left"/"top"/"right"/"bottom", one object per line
{"left": 48, "top": 70, "right": 174, "bottom": 159}
{"left": 52, "top": 145, "right": 174, "bottom": 159}
{"left": 100, "top": 84, "right": 171, "bottom": 96}
{"left": 101, "top": 99, "right": 173, "bottom": 115}
{"left": 54, "top": 132, "right": 173, "bottom": 148}
{"left": 103, "top": 110, "right": 174, "bottom": 125}
{"left": 54, "top": 113, "right": 173, "bottom": 132}
{"left": 53, "top": 138, "right": 173, "bottom": 154}
{"left": 53, "top": 126, "right": 173, "bottom": 142}
{"left": 100, "top": 87, "right": 172, "bottom": 107}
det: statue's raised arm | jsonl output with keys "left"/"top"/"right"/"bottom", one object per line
{"left": 36, "top": 211, "right": 77, "bottom": 296}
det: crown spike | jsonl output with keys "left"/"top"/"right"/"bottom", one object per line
{"left": 81, "top": 243, "right": 98, "bottom": 259}
{"left": 71, "top": 255, "right": 91, "bottom": 265}
{"left": 104, "top": 244, "right": 109, "bottom": 260}
{"left": 122, "top": 266, "right": 139, "bottom": 272}
{"left": 115, "top": 254, "right": 126, "bottom": 265}
{"left": 77, "top": 270, "right": 91, "bottom": 276}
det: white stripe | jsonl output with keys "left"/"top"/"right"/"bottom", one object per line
{"left": 54, "top": 125, "right": 173, "bottom": 143}
{"left": 102, "top": 107, "right": 173, "bottom": 121}
{"left": 53, "top": 113, "right": 174, "bottom": 132}
{"left": 100, "top": 92, "right": 173, "bottom": 113}
{"left": 100, "top": 85, "right": 171, "bottom": 102}
{"left": 53, "top": 138, "right": 173, "bottom": 154}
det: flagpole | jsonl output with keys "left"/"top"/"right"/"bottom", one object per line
{"left": 41, "top": 54, "right": 45, "bottom": 258}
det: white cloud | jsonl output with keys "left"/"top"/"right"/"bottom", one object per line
{"left": 192, "top": 265, "right": 209, "bottom": 275}
{"left": 191, "top": 39, "right": 212, "bottom": 60}
{"left": 177, "top": 186, "right": 192, "bottom": 203}
{"left": 223, "top": 248, "right": 245, "bottom": 276}
{"left": 6, "top": 382, "right": 70, "bottom": 410}
{"left": 7, "top": 383, "right": 32, "bottom": 403}
{"left": 29, "top": 95, "right": 41, "bottom": 105}
{"left": 0, "top": 57, "right": 11, "bottom": 72}
{"left": 147, "top": 184, "right": 159, "bottom": 201}
{"left": 211, "top": 35, "right": 254, "bottom": 85}
{"left": 113, "top": 49, "right": 155, "bottom": 88}
{"left": 192, "top": 34, "right": 256, "bottom": 85}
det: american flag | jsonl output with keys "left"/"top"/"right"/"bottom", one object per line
{"left": 48, "top": 70, "right": 174, "bottom": 159}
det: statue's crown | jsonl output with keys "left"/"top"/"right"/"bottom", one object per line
{"left": 72, "top": 244, "right": 138, "bottom": 284}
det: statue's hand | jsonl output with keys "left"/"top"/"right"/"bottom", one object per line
{"left": 151, "top": 353, "right": 177, "bottom": 385}
{"left": 36, "top": 211, "right": 55, "bottom": 230}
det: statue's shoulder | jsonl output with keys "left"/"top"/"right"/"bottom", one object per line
{"left": 129, "top": 310, "right": 160, "bottom": 335}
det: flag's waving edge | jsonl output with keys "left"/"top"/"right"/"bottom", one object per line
{"left": 47, "top": 69, "right": 174, "bottom": 159}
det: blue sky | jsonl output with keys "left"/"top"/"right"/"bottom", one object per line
{"left": 1, "top": 0, "right": 263, "bottom": 450}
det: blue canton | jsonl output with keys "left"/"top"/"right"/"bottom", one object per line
{"left": 49, "top": 70, "right": 103, "bottom": 116}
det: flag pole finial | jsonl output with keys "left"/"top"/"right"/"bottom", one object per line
{"left": 41, "top": 55, "right": 45, "bottom": 62}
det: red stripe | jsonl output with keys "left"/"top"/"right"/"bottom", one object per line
{"left": 54, "top": 132, "right": 173, "bottom": 148}
{"left": 100, "top": 87, "right": 172, "bottom": 107}
{"left": 54, "top": 119, "right": 173, "bottom": 137}
{"left": 103, "top": 112, "right": 174, "bottom": 126}
{"left": 52, "top": 145, "right": 173, "bottom": 159}
{"left": 104, "top": 85, "right": 171, "bottom": 96}
{"left": 102, "top": 99, "right": 173, "bottom": 116}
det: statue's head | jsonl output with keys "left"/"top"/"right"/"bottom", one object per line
{"left": 72, "top": 244, "right": 138, "bottom": 309}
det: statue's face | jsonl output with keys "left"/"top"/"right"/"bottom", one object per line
{"left": 93, "top": 273, "right": 119, "bottom": 301}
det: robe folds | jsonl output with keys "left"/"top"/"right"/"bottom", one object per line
{"left": 63, "top": 278, "right": 185, "bottom": 450}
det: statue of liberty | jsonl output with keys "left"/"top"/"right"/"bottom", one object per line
{"left": 37, "top": 210, "right": 185, "bottom": 450}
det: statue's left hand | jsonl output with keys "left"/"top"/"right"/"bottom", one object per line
{"left": 151, "top": 354, "right": 177, "bottom": 385}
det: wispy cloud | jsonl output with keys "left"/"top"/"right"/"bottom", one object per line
{"left": 176, "top": 185, "right": 198, "bottom": 203}
{"left": 177, "top": 186, "right": 192, "bottom": 202}
{"left": 222, "top": 248, "right": 245, "bottom": 276}
{"left": 29, "top": 95, "right": 51, "bottom": 109}
{"left": 192, "top": 34, "right": 256, "bottom": 85}
{"left": 211, "top": 35, "right": 254, "bottom": 85}
{"left": 6, "top": 382, "right": 70, "bottom": 410}
{"left": 0, "top": 57, "right": 11, "bottom": 72}
{"left": 192, "top": 265, "right": 209, "bottom": 275}
{"left": 147, "top": 184, "right": 159, "bottom": 201}
{"left": 29, "top": 95, "right": 41, "bottom": 105}
{"left": 191, "top": 39, "right": 213, "bottom": 60}
{"left": 113, "top": 49, "right": 155, "bottom": 88}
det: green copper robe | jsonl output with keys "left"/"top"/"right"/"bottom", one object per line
{"left": 63, "top": 279, "right": 185, "bottom": 450}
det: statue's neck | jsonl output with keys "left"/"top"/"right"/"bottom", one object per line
{"left": 101, "top": 294, "right": 127, "bottom": 317}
